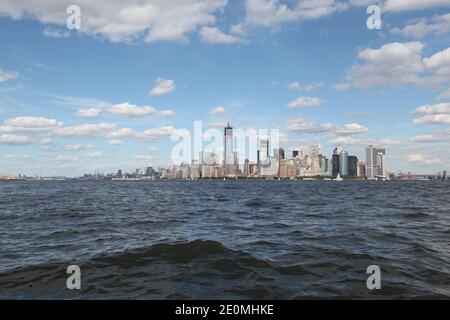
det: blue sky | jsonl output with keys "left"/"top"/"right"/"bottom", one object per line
{"left": 0, "top": 0, "right": 449, "bottom": 176}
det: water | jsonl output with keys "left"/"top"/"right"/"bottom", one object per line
{"left": 0, "top": 180, "right": 449, "bottom": 299}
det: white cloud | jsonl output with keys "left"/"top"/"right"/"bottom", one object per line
{"left": 407, "top": 153, "right": 442, "bottom": 165}
{"left": 0, "top": 0, "right": 228, "bottom": 43}
{"left": 335, "top": 123, "right": 368, "bottom": 135}
{"left": 288, "top": 81, "right": 323, "bottom": 91}
{"left": 200, "top": 26, "right": 241, "bottom": 44}
{"left": 0, "top": 134, "right": 30, "bottom": 144}
{"left": 383, "top": 0, "right": 450, "bottom": 12}
{"left": 135, "top": 155, "right": 154, "bottom": 161}
{"left": 327, "top": 136, "right": 362, "bottom": 145}
{"left": 288, "top": 118, "right": 368, "bottom": 136}
{"left": 107, "top": 128, "right": 137, "bottom": 139}
{"left": 74, "top": 108, "right": 102, "bottom": 119}
{"left": 423, "top": 47, "right": 450, "bottom": 81}
{"left": 410, "top": 129, "right": 450, "bottom": 143}
{"left": 158, "top": 110, "right": 176, "bottom": 117}
{"left": 414, "top": 114, "right": 450, "bottom": 125}
{"left": 210, "top": 106, "right": 226, "bottom": 115}
{"left": 332, "top": 82, "right": 351, "bottom": 91}
{"left": 391, "top": 13, "right": 450, "bottom": 39}
{"left": 236, "top": 0, "right": 346, "bottom": 30}
{"left": 43, "top": 27, "right": 69, "bottom": 38}
{"left": 288, "top": 96, "right": 326, "bottom": 108}
{"left": 53, "top": 155, "right": 77, "bottom": 162}
{"left": 65, "top": 144, "right": 84, "bottom": 151}
{"left": 346, "top": 42, "right": 426, "bottom": 89}
{"left": 149, "top": 78, "right": 176, "bottom": 96}
{"left": 108, "top": 139, "right": 124, "bottom": 145}
{"left": 5, "top": 154, "right": 32, "bottom": 161}
{"left": 288, "top": 118, "right": 333, "bottom": 134}
{"left": 108, "top": 103, "right": 156, "bottom": 118}
{"left": 412, "top": 103, "right": 450, "bottom": 115}
{"left": 53, "top": 123, "right": 117, "bottom": 137}
{"left": 39, "top": 137, "right": 53, "bottom": 145}
{"left": 86, "top": 151, "right": 106, "bottom": 158}
{"left": 0, "top": 70, "right": 19, "bottom": 82}
{"left": 136, "top": 126, "right": 178, "bottom": 142}
{"left": 0, "top": 116, "right": 63, "bottom": 133}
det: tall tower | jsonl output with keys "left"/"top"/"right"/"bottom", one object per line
{"left": 339, "top": 150, "right": 349, "bottom": 176}
{"left": 366, "top": 145, "right": 386, "bottom": 179}
{"left": 224, "top": 123, "right": 234, "bottom": 173}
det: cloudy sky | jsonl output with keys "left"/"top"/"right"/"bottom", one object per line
{"left": 0, "top": 0, "right": 449, "bottom": 176}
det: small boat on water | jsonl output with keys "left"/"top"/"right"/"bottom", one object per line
{"left": 334, "top": 173, "right": 343, "bottom": 181}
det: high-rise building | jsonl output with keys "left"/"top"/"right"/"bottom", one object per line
{"left": 377, "top": 152, "right": 387, "bottom": 178}
{"left": 357, "top": 161, "right": 366, "bottom": 177}
{"left": 348, "top": 156, "right": 358, "bottom": 177}
{"left": 259, "top": 139, "right": 270, "bottom": 162}
{"left": 332, "top": 154, "right": 340, "bottom": 177}
{"left": 443, "top": 170, "right": 448, "bottom": 180}
{"left": 366, "top": 145, "right": 386, "bottom": 179}
{"left": 339, "top": 151, "right": 349, "bottom": 176}
{"left": 224, "top": 123, "right": 234, "bottom": 168}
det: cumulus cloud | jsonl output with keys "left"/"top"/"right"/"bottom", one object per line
{"left": 200, "top": 26, "right": 241, "bottom": 44}
{"left": 86, "top": 151, "right": 106, "bottom": 158}
{"left": 65, "top": 144, "right": 84, "bottom": 151}
{"left": 108, "top": 139, "right": 124, "bottom": 145}
{"left": 391, "top": 13, "right": 450, "bottom": 39}
{"left": 158, "top": 110, "right": 176, "bottom": 117}
{"left": 412, "top": 103, "right": 450, "bottom": 115}
{"left": 135, "top": 155, "right": 154, "bottom": 161}
{"left": 336, "top": 42, "right": 450, "bottom": 89}
{"left": 0, "top": 116, "right": 63, "bottom": 133}
{"left": 288, "top": 96, "right": 326, "bottom": 108}
{"left": 0, "top": 70, "right": 19, "bottom": 82}
{"left": 288, "top": 81, "right": 324, "bottom": 91}
{"left": 149, "top": 78, "right": 176, "bottom": 96}
{"left": 210, "top": 106, "right": 226, "bottom": 115}
{"left": 108, "top": 103, "right": 156, "bottom": 118}
{"left": 414, "top": 114, "right": 450, "bottom": 125}
{"left": 53, "top": 155, "right": 77, "bottom": 162}
{"left": 407, "top": 153, "right": 442, "bottom": 165}
{"left": 235, "top": 0, "right": 347, "bottom": 30}
{"left": 74, "top": 108, "right": 102, "bottom": 119}
{"left": 5, "top": 154, "right": 32, "bottom": 160}
{"left": 288, "top": 118, "right": 368, "bottom": 136}
{"left": 0, "top": 0, "right": 228, "bottom": 43}
{"left": 53, "top": 123, "right": 117, "bottom": 137}
{"left": 383, "top": 0, "right": 450, "bottom": 12}
{"left": 410, "top": 129, "right": 450, "bottom": 143}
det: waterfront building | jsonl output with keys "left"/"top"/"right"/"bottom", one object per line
{"left": 443, "top": 170, "right": 448, "bottom": 180}
{"left": 366, "top": 145, "right": 386, "bottom": 179}
{"left": 224, "top": 123, "right": 235, "bottom": 173}
{"left": 259, "top": 139, "right": 270, "bottom": 162}
{"left": 348, "top": 156, "right": 358, "bottom": 177}
{"left": 332, "top": 154, "right": 340, "bottom": 177}
{"left": 357, "top": 161, "right": 366, "bottom": 177}
{"left": 339, "top": 151, "right": 349, "bottom": 176}
{"left": 377, "top": 152, "right": 387, "bottom": 178}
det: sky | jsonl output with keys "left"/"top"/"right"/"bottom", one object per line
{"left": 0, "top": 0, "right": 449, "bottom": 177}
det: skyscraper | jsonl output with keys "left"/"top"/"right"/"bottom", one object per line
{"left": 339, "top": 151, "right": 349, "bottom": 176}
{"left": 259, "top": 139, "right": 270, "bottom": 162}
{"left": 348, "top": 156, "right": 358, "bottom": 177}
{"left": 365, "top": 145, "right": 386, "bottom": 179}
{"left": 224, "top": 123, "right": 234, "bottom": 173}
{"left": 332, "top": 154, "right": 340, "bottom": 177}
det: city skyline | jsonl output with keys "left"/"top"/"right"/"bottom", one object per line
{"left": 1, "top": 1, "right": 450, "bottom": 176}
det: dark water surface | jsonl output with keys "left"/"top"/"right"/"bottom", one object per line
{"left": 0, "top": 180, "right": 449, "bottom": 299}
